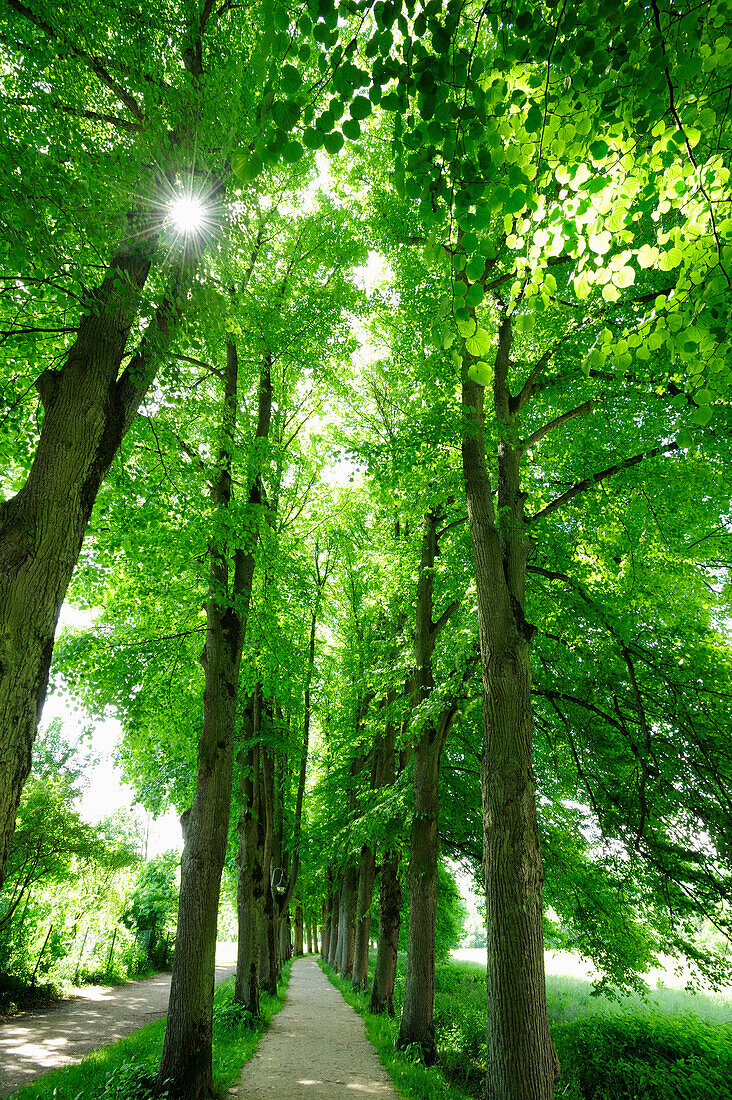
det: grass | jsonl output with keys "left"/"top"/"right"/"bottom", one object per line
{"left": 7, "top": 961, "right": 291, "bottom": 1100}
{"left": 321, "top": 953, "right": 732, "bottom": 1100}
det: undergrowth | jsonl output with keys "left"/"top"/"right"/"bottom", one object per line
{"left": 7, "top": 961, "right": 291, "bottom": 1100}
{"left": 321, "top": 954, "right": 732, "bottom": 1100}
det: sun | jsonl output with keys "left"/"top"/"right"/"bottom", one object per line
{"left": 169, "top": 195, "right": 207, "bottom": 234}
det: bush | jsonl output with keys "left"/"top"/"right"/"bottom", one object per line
{"left": 552, "top": 1011, "right": 732, "bottom": 1100}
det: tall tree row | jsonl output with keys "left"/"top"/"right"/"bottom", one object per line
{"left": 3, "top": 3, "right": 732, "bottom": 1099}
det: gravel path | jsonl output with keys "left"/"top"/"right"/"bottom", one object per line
{"left": 0, "top": 961, "right": 236, "bottom": 1097}
{"left": 234, "top": 956, "right": 401, "bottom": 1098}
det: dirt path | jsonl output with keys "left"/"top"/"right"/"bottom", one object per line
{"left": 0, "top": 961, "right": 236, "bottom": 1097}
{"left": 235, "top": 957, "right": 401, "bottom": 1098}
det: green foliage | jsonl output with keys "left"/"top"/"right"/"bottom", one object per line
{"left": 122, "top": 853, "right": 178, "bottom": 971}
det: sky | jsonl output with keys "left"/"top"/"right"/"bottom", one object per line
{"left": 44, "top": 603, "right": 183, "bottom": 856}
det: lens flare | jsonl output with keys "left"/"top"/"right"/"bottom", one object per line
{"left": 169, "top": 195, "right": 206, "bottom": 233}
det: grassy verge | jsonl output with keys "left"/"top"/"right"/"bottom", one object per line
{"left": 7, "top": 961, "right": 292, "bottom": 1100}
{"left": 321, "top": 955, "right": 732, "bottom": 1100}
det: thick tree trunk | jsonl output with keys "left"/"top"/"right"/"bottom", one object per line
{"left": 461, "top": 324, "right": 558, "bottom": 1100}
{"left": 157, "top": 345, "right": 271, "bottom": 1099}
{"left": 339, "top": 864, "right": 358, "bottom": 980}
{"left": 398, "top": 733, "right": 442, "bottom": 1062}
{"left": 0, "top": 239, "right": 175, "bottom": 888}
{"left": 398, "top": 510, "right": 457, "bottom": 1062}
{"left": 369, "top": 847, "right": 401, "bottom": 1016}
{"left": 280, "top": 910, "right": 292, "bottom": 961}
{"left": 352, "top": 844, "right": 376, "bottom": 993}
{"left": 234, "top": 691, "right": 264, "bottom": 1014}
{"left": 294, "top": 901, "right": 303, "bottom": 956}
{"left": 321, "top": 888, "right": 331, "bottom": 959}
{"left": 330, "top": 888, "right": 341, "bottom": 968}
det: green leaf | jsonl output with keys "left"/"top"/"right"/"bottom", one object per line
{"left": 465, "top": 327, "right": 492, "bottom": 356}
{"left": 282, "top": 140, "right": 304, "bottom": 163}
{"left": 281, "top": 65, "right": 303, "bottom": 94}
{"left": 589, "top": 139, "right": 609, "bottom": 160}
{"left": 323, "top": 130, "right": 345, "bottom": 154}
{"left": 350, "top": 96, "right": 372, "bottom": 121}
{"left": 465, "top": 283, "right": 484, "bottom": 308}
{"left": 456, "top": 316, "right": 476, "bottom": 339}
{"left": 342, "top": 118, "right": 361, "bottom": 140}
{"left": 468, "top": 360, "right": 492, "bottom": 386}
{"left": 689, "top": 405, "right": 713, "bottom": 427}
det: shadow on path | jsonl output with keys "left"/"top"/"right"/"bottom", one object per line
{"left": 235, "top": 957, "right": 401, "bottom": 1098}
{"left": 0, "top": 962, "right": 236, "bottom": 1097}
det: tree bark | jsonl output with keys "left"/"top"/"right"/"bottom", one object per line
{"left": 461, "top": 318, "right": 559, "bottom": 1100}
{"left": 157, "top": 346, "right": 271, "bottom": 1099}
{"left": 234, "top": 691, "right": 264, "bottom": 1014}
{"left": 369, "top": 847, "right": 401, "bottom": 1016}
{"left": 339, "top": 863, "right": 358, "bottom": 980}
{"left": 398, "top": 510, "right": 458, "bottom": 1063}
{"left": 352, "top": 843, "right": 376, "bottom": 992}
{"left": 306, "top": 921, "right": 313, "bottom": 955}
{"left": 321, "top": 876, "right": 332, "bottom": 960}
{"left": 327, "top": 888, "right": 340, "bottom": 967}
{"left": 0, "top": 238, "right": 177, "bottom": 888}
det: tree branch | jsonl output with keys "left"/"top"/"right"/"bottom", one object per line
{"left": 519, "top": 399, "right": 595, "bottom": 454}
{"left": 527, "top": 441, "right": 679, "bottom": 523}
{"left": 6, "top": 0, "right": 146, "bottom": 122}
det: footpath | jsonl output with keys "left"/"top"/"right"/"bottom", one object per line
{"left": 0, "top": 961, "right": 236, "bottom": 1097}
{"left": 235, "top": 956, "right": 400, "bottom": 1098}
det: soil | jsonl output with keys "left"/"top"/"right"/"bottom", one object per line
{"left": 234, "top": 956, "right": 401, "bottom": 1098}
{"left": 0, "top": 961, "right": 236, "bottom": 1097}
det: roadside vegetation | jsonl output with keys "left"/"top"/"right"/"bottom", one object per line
{"left": 323, "top": 955, "right": 732, "bottom": 1100}
{"left": 0, "top": 723, "right": 180, "bottom": 1016}
{"left": 5, "top": 963, "right": 291, "bottom": 1100}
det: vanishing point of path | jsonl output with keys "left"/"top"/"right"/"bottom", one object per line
{"left": 0, "top": 961, "right": 236, "bottom": 1097}
{"left": 235, "top": 956, "right": 400, "bottom": 1098}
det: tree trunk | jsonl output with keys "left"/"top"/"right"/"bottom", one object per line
{"left": 461, "top": 322, "right": 559, "bottom": 1100}
{"left": 306, "top": 922, "right": 313, "bottom": 955}
{"left": 352, "top": 843, "right": 376, "bottom": 993}
{"left": 0, "top": 240, "right": 178, "bottom": 888}
{"left": 280, "top": 909, "right": 292, "bottom": 961}
{"left": 369, "top": 848, "right": 401, "bottom": 1016}
{"left": 234, "top": 691, "right": 264, "bottom": 1014}
{"left": 293, "top": 901, "right": 303, "bottom": 956}
{"left": 157, "top": 345, "right": 271, "bottom": 1099}
{"left": 398, "top": 509, "right": 458, "bottom": 1062}
{"left": 327, "top": 888, "right": 340, "bottom": 966}
{"left": 325, "top": 884, "right": 339, "bottom": 963}
{"left": 339, "top": 863, "right": 358, "bottom": 980}
{"left": 321, "top": 888, "right": 331, "bottom": 959}
{"left": 398, "top": 731, "right": 443, "bottom": 1062}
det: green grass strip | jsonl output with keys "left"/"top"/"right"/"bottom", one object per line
{"left": 319, "top": 960, "right": 469, "bottom": 1100}
{"left": 7, "top": 961, "right": 292, "bottom": 1100}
